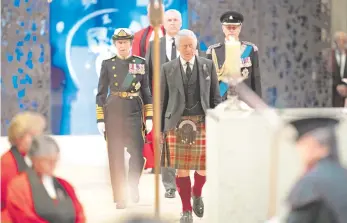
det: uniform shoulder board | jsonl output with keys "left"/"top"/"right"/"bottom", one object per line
{"left": 104, "top": 55, "right": 116, "bottom": 61}
{"left": 206, "top": 43, "right": 222, "bottom": 54}
{"left": 242, "top": 41, "right": 258, "bottom": 52}
{"left": 132, "top": 55, "right": 146, "bottom": 63}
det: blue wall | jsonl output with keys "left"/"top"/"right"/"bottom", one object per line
{"left": 50, "top": 0, "right": 188, "bottom": 135}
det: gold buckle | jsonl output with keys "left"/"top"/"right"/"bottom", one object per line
{"left": 121, "top": 92, "right": 128, "bottom": 98}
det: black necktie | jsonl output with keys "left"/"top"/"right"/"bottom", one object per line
{"left": 186, "top": 62, "right": 192, "bottom": 80}
{"left": 171, "top": 37, "right": 176, "bottom": 60}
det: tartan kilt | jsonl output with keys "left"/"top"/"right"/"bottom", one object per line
{"left": 162, "top": 115, "right": 206, "bottom": 170}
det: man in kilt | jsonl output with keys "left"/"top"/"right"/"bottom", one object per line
{"left": 160, "top": 29, "right": 222, "bottom": 222}
{"left": 96, "top": 28, "right": 153, "bottom": 209}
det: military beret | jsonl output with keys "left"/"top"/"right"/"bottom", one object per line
{"left": 220, "top": 11, "right": 244, "bottom": 25}
{"left": 112, "top": 28, "right": 134, "bottom": 41}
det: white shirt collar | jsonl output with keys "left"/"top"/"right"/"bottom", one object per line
{"left": 180, "top": 56, "right": 195, "bottom": 66}
{"left": 166, "top": 35, "right": 177, "bottom": 42}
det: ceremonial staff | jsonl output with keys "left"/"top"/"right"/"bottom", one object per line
{"left": 148, "top": 0, "right": 163, "bottom": 218}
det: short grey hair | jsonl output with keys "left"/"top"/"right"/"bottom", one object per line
{"left": 176, "top": 29, "right": 197, "bottom": 47}
{"left": 310, "top": 127, "right": 339, "bottom": 161}
{"left": 28, "top": 135, "right": 60, "bottom": 158}
{"left": 164, "top": 9, "right": 182, "bottom": 21}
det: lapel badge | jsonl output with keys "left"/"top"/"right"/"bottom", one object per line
{"left": 56, "top": 188, "right": 65, "bottom": 200}
{"left": 242, "top": 68, "right": 249, "bottom": 78}
{"left": 135, "top": 82, "right": 141, "bottom": 91}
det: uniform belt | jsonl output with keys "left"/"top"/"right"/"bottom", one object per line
{"left": 111, "top": 91, "right": 140, "bottom": 98}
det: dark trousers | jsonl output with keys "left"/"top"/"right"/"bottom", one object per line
{"left": 105, "top": 96, "right": 145, "bottom": 202}
{"left": 161, "top": 167, "right": 176, "bottom": 191}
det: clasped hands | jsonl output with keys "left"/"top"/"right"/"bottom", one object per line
{"left": 336, "top": 78, "right": 347, "bottom": 97}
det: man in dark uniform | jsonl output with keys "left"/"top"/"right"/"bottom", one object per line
{"left": 96, "top": 28, "right": 153, "bottom": 209}
{"left": 206, "top": 11, "right": 262, "bottom": 101}
{"left": 284, "top": 117, "right": 347, "bottom": 223}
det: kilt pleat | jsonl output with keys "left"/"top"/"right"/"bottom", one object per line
{"left": 162, "top": 115, "right": 206, "bottom": 170}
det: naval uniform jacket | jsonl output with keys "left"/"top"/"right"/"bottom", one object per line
{"left": 206, "top": 41, "right": 262, "bottom": 100}
{"left": 95, "top": 55, "right": 153, "bottom": 124}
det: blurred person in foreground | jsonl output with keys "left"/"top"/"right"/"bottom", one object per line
{"left": 268, "top": 117, "right": 347, "bottom": 223}
{"left": 1, "top": 112, "right": 46, "bottom": 222}
{"left": 132, "top": 3, "right": 165, "bottom": 58}
{"left": 96, "top": 28, "right": 153, "bottom": 209}
{"left": 160, "top": 29, "right": 221, "bottom": 222}
{"left": 6, "top": 135, "right": 85, "bottom": 223}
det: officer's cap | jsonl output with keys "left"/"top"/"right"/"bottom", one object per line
{"left": 289, "top": 117, "right": 341, "bottom": 160}
{"left": 112, "top": 28, "right": 134, "bottom": 41}
{"left": 220, "top": 11, "right": 244, "bottom": 25}
{"left": 290, "top": 117, "right": 339, "bottom": 141}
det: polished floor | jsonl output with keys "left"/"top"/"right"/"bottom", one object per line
{"left": 56, "top": 164, "right": 208, "bottom": 223}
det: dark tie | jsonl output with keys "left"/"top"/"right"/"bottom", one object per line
{"left": 171, "top": 37, "right": 176, "bottom": 60}
{"left": 186, "top": 62, "right": 192, "bottom": 80}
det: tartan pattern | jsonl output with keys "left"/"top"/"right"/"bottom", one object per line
{"left": 162, "top": 115, "right": 206, "bottom": 170}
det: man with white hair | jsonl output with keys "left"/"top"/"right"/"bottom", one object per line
{"left": 96, "top": 28, "right": 153, "bottom": 209}
{"left": 146, "top": 9, "right": 183, "bottom": 199}
{"left": 160, "top": 29, "right": 221, "bottom": 222}
{"left": 132, "top": 3, "right": 166, "bottom": 57}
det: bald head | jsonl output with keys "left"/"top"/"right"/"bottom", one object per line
{"left": 28, "top": 135, "right": 60, "bottom": 158}
{"left": 334, "top": 31, "right": 347, "bottom": 50}
{"left": 164, "top": 9, "right": 182, "bottom": 36}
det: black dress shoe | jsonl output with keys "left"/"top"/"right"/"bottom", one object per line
{"left": 116, "top": 201, "right": 127, "bottom": 209}
{"left": 192, "top": 195, "right": 204, "bottom": 218}
{"left": 180, "top": 211, "right": 193, "bottom": 223}
{"left": 130, "top": 187, "right": 140, "bottom": 203}
{"left": 164, "top": 189, "right": 176, "bottom": 198}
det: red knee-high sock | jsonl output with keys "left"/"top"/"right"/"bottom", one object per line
{"left": 176, "top": 176, "right": 192, "bottom": 212}
{"left": 176, "top": 176, "right": 181, "bottom": 193}
{"left": 192, "top": 171, "right": 206, "bottom": 197}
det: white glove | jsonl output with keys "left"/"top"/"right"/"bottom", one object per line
{"left": 145, "top": 119, "right": 153, "bottom": 133}
{"left": 97, "top": 122, "right": 105, "bottom": 135}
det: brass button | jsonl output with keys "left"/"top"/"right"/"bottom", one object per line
{"left": 132, "top": 83, "right": 135, "bottom": 86}
{"left": 114, "top": 82, "right": 118, "bottom": 86}
{"left": 114, "top": 74, "right": 117, "bottom": 77}
{"left": 112, "top": 66, "right": 115, "bottom": 69}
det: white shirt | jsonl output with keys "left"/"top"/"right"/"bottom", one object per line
{"left": 335, "top": 50, "right": 346, "bottom": 78}
{"left": 180, "top": 56, "right": 195, "bottom": 73}
{"left": 42, "top": 175, "right": 57, "bottom": 199}
{"left": 166, "top": 35, "right": 179, "bottom": 61}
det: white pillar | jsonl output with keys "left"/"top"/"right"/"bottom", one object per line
{"left": 205, "top": 107, "right": 347, "bottom": 222}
